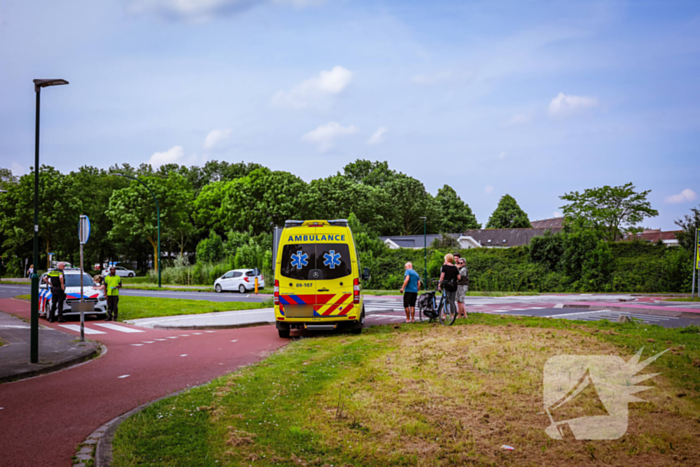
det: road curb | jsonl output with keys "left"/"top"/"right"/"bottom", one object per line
{"left": 0, "top": 343, "right": 101, "bottom": 384}
{"left": 563, "top": 304, "right": 700, "bottom": 320}
{"left": 151, "top": 320, "right": 275, "bottom": 330}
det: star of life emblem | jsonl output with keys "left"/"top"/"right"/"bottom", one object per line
{"left": 323, "top": 250, "right": 341, "bottom": 269}
{"left": 290, "top": 251, "right": 308, "bottom": 269}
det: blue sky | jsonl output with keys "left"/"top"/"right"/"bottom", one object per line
{"left": 1, "top": 0, "right": 699, "bottom": 229}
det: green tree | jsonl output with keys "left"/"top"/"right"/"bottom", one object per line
{"left": 343, "top": 160, "right": 395, "bottom": 188}
{"left": 486, "top": 194, "right": 532, "bottom": 229}
{"left": 219, "top": 168, "right": 309, "bottom": 234}
{"left": 529, "top": 231, "right": 564, "bottom": 271}
{"left": 0, "top": 167, "right": 18, "bottom": 191}
{"left": 196, "top": 230, "right": 225, "bottom": 263}
{"left": 674, "top": 203, "right": 700, "bottom": 252}
{"left": 559, "top": 183, "right": 658, "bottom": 242}
{"left": 107, "top": 173, "right": 192, "bottom": 272}
{"left": 435, "top": 185, "right": 480, "bottom": 232}
{"left": 384, "top": 174, "right": 441, "bottom": 235}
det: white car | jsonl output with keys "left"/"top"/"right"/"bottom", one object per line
{"left": 39, "top": 270, "right": 108, "bottom": 319}
{"left": 214, "top": 269, "right": 265, "bottom": 293}
{"left": 101, "top": 266, "right": 136, "bottom": 278}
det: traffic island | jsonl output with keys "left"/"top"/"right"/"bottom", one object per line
{"left": 106, "top": 314, "right": 700, "bottom": 466}
{"left": 0, "top": 311, "right": 100, "bottom": 383}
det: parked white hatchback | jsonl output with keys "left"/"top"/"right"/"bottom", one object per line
{"left": 214, "top": 269, "right": 265, "bottom": 293}
{"left": 101, "top": 266, "right": 136, "bottom": 277}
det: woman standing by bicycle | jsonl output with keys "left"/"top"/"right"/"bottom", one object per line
{"left": 438, "top": 253, "right": 460, "bottom": 321}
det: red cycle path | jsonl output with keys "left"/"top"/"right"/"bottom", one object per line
{"left": 0, "top": 299, "right": 287, "bottom": 467}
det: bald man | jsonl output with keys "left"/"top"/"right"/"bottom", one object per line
{"left": 400, "top": 262, "right": 421, "bottom": 323}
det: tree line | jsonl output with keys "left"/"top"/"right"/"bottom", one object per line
{"left": 0, "top": 159, "right": 499, "bottom": 275}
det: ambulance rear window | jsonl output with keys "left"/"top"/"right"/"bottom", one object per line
{"left": 280, "top": 243, "right": 351, "bottom": 280}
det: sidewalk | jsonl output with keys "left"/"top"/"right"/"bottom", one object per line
{"left": 0, "top": 311, "right": 100, "bottom": 383}
{"left": 126, "top": 308, "right": 276, "bottom": 330}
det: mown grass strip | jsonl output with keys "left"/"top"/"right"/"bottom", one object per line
{"left": 112, "top": 314, "right": 700, "bottom": 466}
{"left": 13, "top": 295, "right": 272, "bottom": 321}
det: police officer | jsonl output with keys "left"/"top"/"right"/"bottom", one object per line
{"left": 44, "top": 262, "right": 66, "bottom": 323}
{"left": 104, "top": 266, "right": 122, "bottom": 321}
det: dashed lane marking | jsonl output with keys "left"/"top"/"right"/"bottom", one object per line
{"left": 142, "top": 341, "right": 155, "bottom": 344}
{"left": 130, "top": 344, "right": 144, "bottom": 347}
{"left": 166, "top": 336, "right": 178, "bottom": 339}
{"left": 118, "top": 375, "right": 130, "bottom": 379}
{"left": 204, "top": 331, "right": 216, "bottom": 333}
{"left": 192, "top": 332, "right": 202, "bottom": 335}
{"left": 231, "top": 340, "right": 238, "bottom": 342}
{"left": 179, "top": 334, "right": 190, "bottom": 337}
{"left": 58, "top": 324, "right": 106, "bottom": 335}
{"left": 93, "top": 323, "right": 145, "bottom": 333}
{"left": 154, "top": 338, "right": 167, "bottom": 341}
{"left": 180, "top": 354, "right": 188, "bottom": 357}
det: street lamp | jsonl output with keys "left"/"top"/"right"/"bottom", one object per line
{"left": 31, "top": 78, "right": 69, "bottom": 364}
{"left": 115, "top": 174, "right": 161, "bottom": 287}
{"left": 420, "top": 216, "right": 427, "bottom": 290}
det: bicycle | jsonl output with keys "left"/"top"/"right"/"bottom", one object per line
{"left": 416, "top": 279, "right": 457, "bottom": 326}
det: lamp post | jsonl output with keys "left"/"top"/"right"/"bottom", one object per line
{"left": 115, "top": 174, "right": 161, "bottom": 287}
{"left": 420, "top": 216, "right": 427, "bottom": 289}
{"left": 31, "top": 78, "right": 68, "bottom": 364}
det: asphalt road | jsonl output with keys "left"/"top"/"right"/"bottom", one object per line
{"left": 496, "top": 307, "right": 700, "bottom": 328}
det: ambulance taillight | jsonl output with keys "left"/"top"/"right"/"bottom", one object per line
{"left": 353, "top": 278, "right": 360, "bottom": 304}
{"left": 274, "top": 280, "right": 280, "bottom": 305}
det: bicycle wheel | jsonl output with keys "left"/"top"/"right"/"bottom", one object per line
{"left": 439, "top": 297, "right": 457, "bottom": 326}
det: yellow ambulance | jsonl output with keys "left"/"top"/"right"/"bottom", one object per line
{"left": 273, "top": 219, "right": 370, "bottom": 338}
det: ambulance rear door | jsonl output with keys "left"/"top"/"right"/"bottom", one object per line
{"left": 278, "top": 232, "right": 317, "bottom": 319}
{"left": 314, "top": 228, "right": 355, "bottom": 318}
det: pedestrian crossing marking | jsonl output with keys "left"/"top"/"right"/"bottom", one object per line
{"left": 58, "top": 324, "right": 106, "bottom": 334}
{"left": 93, "top": 323, "right": 145, "bottom": 333}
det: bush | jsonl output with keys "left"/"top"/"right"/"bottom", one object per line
{"left": 196, "top": 231, "right": 225, "bottom": 263}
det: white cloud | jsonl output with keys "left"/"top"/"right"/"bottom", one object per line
{"left": 548, "top": 92, "right": 599, "bottom": 117}
{"left": 302, "top": 121, "right": 358, "bottom": 153}
{"left": 484, "top": 185, "right": 494, "bottom": 194}
{"left": 203, "top": 129, "right": 232, "bottom": 150}
{"left": 272, "top": 66, "right": 352, "bottom": 109}
{"left": 367, "top": 127, "right": 388, "bottom": 145}
{"left": 148, "top": 146, "right": 186, "bottom": 168}
{"left": 127, "top": 0, "right": 322, "bottom": 21}
{"left": 665, "top": 188, "right": 697, "bottom": 204}
{"left": 553, "top": 211, "right": 563, "bottom": 218}
{"left": 10, "top": 162, "right": 26, "bottom": 175}
{"left": 498, "top": 151, "right": 506, "bottom": 159}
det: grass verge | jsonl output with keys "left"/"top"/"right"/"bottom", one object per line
{"left": 14, "top": 295, "right": 272, "bottom": 321}
{"left": 664, "top": 298, "right": 700, "bottom": 302}
{"left": 112, "top": 314, "right": 700, "bottom": 466}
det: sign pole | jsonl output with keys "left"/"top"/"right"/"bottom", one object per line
{"left": 78, "top": 215, "right": 90, "bottom": 342}
{"left": 693, "top": 228, "right": 698, "bottom": 300}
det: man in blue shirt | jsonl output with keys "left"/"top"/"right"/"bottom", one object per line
{"left": 400, "top": 262, "right": 421, "bottom": 323}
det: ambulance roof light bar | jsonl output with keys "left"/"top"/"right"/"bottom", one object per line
{"left": 284, "top": 219, "right": 348, "bottom": 227}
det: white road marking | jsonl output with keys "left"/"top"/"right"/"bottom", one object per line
{"left": 58, "top": 324, "right": 106, "bottom": 334}
{"left": 166, "top": 336, "right": 178, "bottom": 339}
{"left": 154, "top": 338, "right": 167, "bottom": 341}
{"left": 0, "top": 325, "right": 30, "bottom": 329}
{"left": 553, "top": 304, "right": 564, "bottom": 308}
{"left": 529, "top": 307, "right": 546, "bottom": 310}
{"left": 192, "top": 332, "right": 202, "bottom": 335}
{"left": 231, "top": 339, "right": 238, "bottom": 342}
{"left": 118, "top": 375, "right": 130, "bottom": 379}
{"left": 205, "top": 331, "right": 216, "bottom": 333}
{"left": 131, "top": 344, "right": 144, "bottom": 347}
{"left": 542, "top": 310, "right": 612, "bottom": 318}
{"left": 93, "top": 323, "right": 145, "bottom": 333}
{"left": 179, "top": 334, "right": 190, "bottom": 337}
{"left": 180, "top": 354, "right": 188, "bottom": 357}
{"left": 142, "top": 341, "right": 155, "bottom": 344}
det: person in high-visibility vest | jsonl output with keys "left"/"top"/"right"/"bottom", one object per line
{"left": 44, "top": 262, "right": 66, "bottom": 323}
{"left": 104, "top": 266, "right": 123, "bottom": 321}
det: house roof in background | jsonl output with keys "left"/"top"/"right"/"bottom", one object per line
{"left": 622, "top": 229, "right": 681, "bottom": 242}
{"left": 530, "top": 217, "right": 565, "bottom": 229}
{"left": 380, "top": 233, "right": 459, "bottom": 249}
{"left": 462, "top": 228, "right": 563, "bottom": 247}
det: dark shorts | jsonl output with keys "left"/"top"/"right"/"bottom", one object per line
{"left": 403, "top": 292, "right": 418, "bottom": 308}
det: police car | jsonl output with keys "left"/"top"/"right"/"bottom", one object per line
{"left": 39, "top": 269, "right": 108, "bottom": 320}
